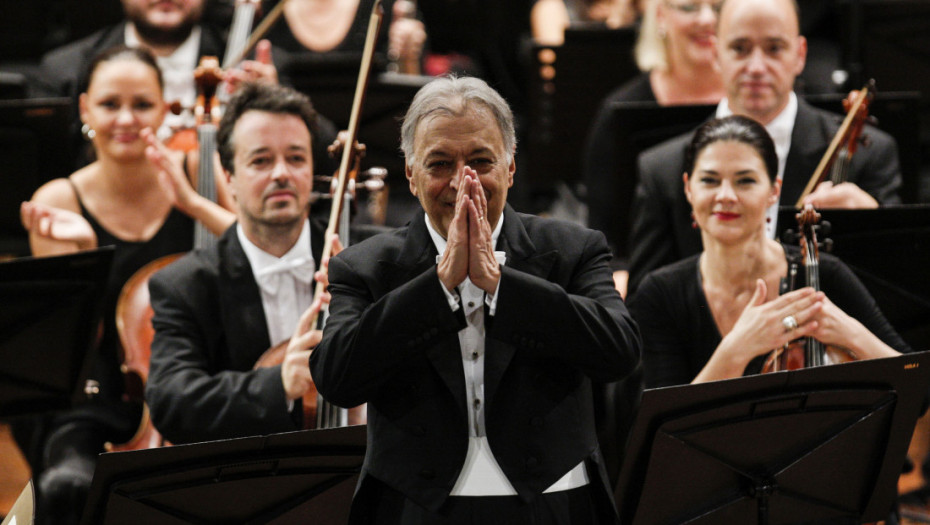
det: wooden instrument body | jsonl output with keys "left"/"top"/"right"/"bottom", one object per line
{"left": 107, "top": 254, "right": 181, "bottom": 451}
{"left": 762, "top": 206, "right": 857, "bottom": 373}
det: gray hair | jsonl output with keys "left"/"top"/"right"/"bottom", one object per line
{"left": 400, "top": 76, "right": 516, "bottom": 167}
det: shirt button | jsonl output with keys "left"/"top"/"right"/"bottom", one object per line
{"left": 473, "top": 398, "right": 481, "bottom": 409}
{"left": 471, "top": 351, "right": 479, "bottom": 360}
{"left": 468, "top": 301, "right": 475, "bottom": 308}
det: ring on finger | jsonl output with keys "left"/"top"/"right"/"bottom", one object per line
{"left": 782, "top": 315, "right": 798, "bottom": 333}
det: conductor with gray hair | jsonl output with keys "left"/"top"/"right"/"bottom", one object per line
{"left": 311, "top": 76, "right": 641, "bottom": 524}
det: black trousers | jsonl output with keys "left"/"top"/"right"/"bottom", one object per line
{"left": 355, "top": 476, "right": 607, "bottom": 525}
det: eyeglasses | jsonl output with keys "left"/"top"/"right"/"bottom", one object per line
{"left": 665, "top": 1, "right": 723, "bottom": 16}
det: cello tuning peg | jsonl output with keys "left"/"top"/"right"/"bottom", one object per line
{"left": 821, "top": 238, "right": 834, "bottom": 253}
{"left": 168, "top": 100, "right": 187, "bottom": 115}
{"left": 818, "top": 220, "right": 832, "bottom": 237}
{"left": 84, "top": 379, "right": 100, "bottom": 399}
{"left": 361, "top": 178, "right": 385, "bottom": 192}
{"left": 781, "top": 229, "right": 799, "bottom": 244}
{"left": 361, "top": 167, "right": 388, "bottom": 180}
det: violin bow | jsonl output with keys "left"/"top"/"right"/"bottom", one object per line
{"left": 795, "top": 81, "right": 875, "bottom": 208}
{"left": 309, "top": 0, "right": 384, "bottom": 329}
{"left": 226, "top": 0, "right": 294, "bottom": 68}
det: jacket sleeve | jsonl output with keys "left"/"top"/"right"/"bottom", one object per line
{"left": 311, "top": 227, "right": 641, "bottom": 407}
{"left": 488, "top": 228, "right": 641, "bottom": 383}
{"left": 850, "top": 126, "right": 903, "bottom": 205}
{"left": 310, "top": 257, "right": 466, "bottom": 408}
{"left": 145, "top": 266, "right": 297, "bottom": 444}
{"left": 627, "top": 148, "right": 681, "bottom": 296}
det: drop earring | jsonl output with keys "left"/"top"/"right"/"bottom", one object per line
{"left": 81, "top": 123, "right": 96, "bottom": 140}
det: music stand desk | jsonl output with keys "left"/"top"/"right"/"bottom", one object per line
{"left": 615, "top": 352, "right": 930, "bottom": 525}
{"left": 776, "top": 204, "right": 930, "bottom": 350}
{"left": 80, "top": 425, "right": 367, "bottom": 525}
{"left": 0, "top": 247, "right": 113, "bottom": 419}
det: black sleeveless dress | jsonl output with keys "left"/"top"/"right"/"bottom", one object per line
{"left": 68, "top": 179, "right": 194, "bottom": 434}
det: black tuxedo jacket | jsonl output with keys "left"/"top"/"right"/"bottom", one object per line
{"left": 627, "top": 97, "right": 903, "bottom": 295}
{"left": 30, "top": 21, "right": 227, "bottom": 99}
{"left": 146, "top": 222, "right": 323, "bottom": 444}
{"left": 311, "top": 205, "right": 641, "bottom": 518}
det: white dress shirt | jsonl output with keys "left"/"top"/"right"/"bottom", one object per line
{"left": 125, "top": 23, "right": 200, "bottom": 139}
{"left": 424, "top": 214, "right": 589, "bottom": 496}
{"left": 716, "top": 92, "right": 799, "bottom": 237}
{"left": 237, "top": 220, "right": 315, "bottom": 347}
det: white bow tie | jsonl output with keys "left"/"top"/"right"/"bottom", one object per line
{"left": 255, "top": 257, "right": 314, "bottom": 295}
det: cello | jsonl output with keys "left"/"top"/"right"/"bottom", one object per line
{"left": 252, "top": 0, "right": 385, "bottom": 430}
{"left": 107, "top": 58, "right": 225, "bottom": 452}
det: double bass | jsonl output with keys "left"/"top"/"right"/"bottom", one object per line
{"left": 107, "top": 0, "right": 300, "bottom": 451}
{"left": 107, "top": 59, "right": 225, "bottom": 452}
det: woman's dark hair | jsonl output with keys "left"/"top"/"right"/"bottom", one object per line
{"left": 216, "top": 82, "right": 319, "bottom": 173}
{"left": 685, "top": 115, "right": 778, "bottom": 183}
{"left": 82, "top": 45, "right": 164, "bottom": 94}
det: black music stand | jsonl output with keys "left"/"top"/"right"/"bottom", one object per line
{"left": 615, "top": 352, "right": 930, "bottom": 525}
{"left": 0, "top": 98, "right": 73, "bottom": 256}
{"left": 586, "top": 102, "right": 715, "bottom": 260}
{"left": 524, "top": 25, "right": 638, "bottom": 198}
{"left": 0, "top": 247, "right": 113, "bottom": 418}
{"left": 80, "top": 425, "right": 367, "bottom": 525}
{"left": 776, "top": 204, "right": 930, "bottom": 351}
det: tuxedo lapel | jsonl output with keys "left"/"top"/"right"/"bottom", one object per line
{"left": 388, "top": 212, "right": 468, "bottom": 414}
{"left": 484, "top": 207, "right": 557, "bottom": 405}
{"left": 218, "top": 226, "right": 272, "bottom": 360}
{"left": 782, "top": 99, "right": 831, "bottom": 204}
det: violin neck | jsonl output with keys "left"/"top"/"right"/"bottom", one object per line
{"left": 805, "top": 254, "right": 825, "bottom": 366}
{"left": 194, "top": 124, "right": 218, "bottom": 251}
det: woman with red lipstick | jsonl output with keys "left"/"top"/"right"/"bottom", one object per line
{"left": 16, "top": 46, "right": 234, "bottom": 525}
{"left": 627, "top": 116, "right": 906, "bottom": 389}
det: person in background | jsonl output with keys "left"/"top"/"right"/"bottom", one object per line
{"left": 531, "top": 0, "right": 642, "bottom": 46}
{"left": 146, "top": 82, "right": 340, "bottom": 444}
{"left": 265, "top": 0, "right": 426, "bottom": 74}
{"left": 30, "top": 0, "right": 279, "bottom": 164}
{"left": 17, "top": 45, "right": 234, "bottom": 525}
{"left": 583, "top": 0, "right": 724, "bottom": 295}
{"left": 626, "top": 0, "right": 902, "bottom": 296}
{"left": 628, "top": 115, "right": 906, "bottom": 389}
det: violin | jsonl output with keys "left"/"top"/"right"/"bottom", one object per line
{"left": 762, "top": 205, "right": 857, "bottom": 372}
{"left": 106, "top": 59, "right": 224, "bottom": 452}
{"left": 795, "top": 81, "right": 876, "bottom": 207}
{"left": 252, "top": 0, "right": 385, "bottom": 430}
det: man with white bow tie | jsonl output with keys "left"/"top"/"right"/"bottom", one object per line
{"left": 146, "top": 82, "right": 336, "bottom": 444}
